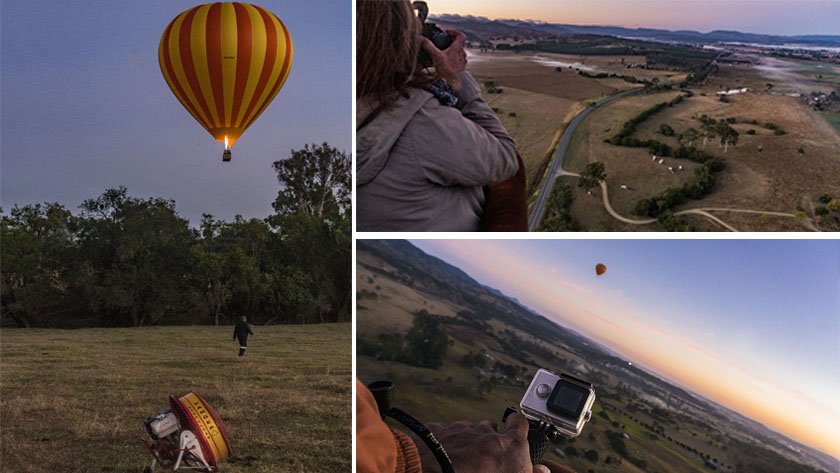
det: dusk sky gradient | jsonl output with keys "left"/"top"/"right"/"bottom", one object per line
{"left": 1, "top": 0, "right": 350, "bottom": 224}
{"left": 412, "top": 239, "right": 840, "bottom": 458}
{"left": 434, "top": 0, "right": 840, "bottom": 36}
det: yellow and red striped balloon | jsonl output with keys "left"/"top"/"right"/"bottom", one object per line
{"left": 158, "top": 2, "right": 293, "bottom": 153}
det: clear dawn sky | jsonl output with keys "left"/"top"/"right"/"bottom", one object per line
{"left": 412, "top": 239, "right": 840, "bottom": 459}
{"left": 1, "top": 0, "right": 350, "bottom": 224}
{"left": 433, "top": 0, "right": 840, "bottom": 36}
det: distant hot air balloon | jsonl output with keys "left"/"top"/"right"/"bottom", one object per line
{"left": 595, "top": 263, "right": 606, "bottom": 276}
{"left": 158, "top": 2, "right": 293, "bottom": 161}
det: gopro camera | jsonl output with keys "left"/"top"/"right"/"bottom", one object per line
{"left": 413, "top": 1, "right": 453, "bottom": 67}
{"left": 519, "top": 369, "right": 595, "bottom": 438}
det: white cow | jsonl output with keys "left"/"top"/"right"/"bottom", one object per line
{"left": 620, "top": 185, "right": 628, "bottom": 190}
{"left": 658, "top": 159, "right": 665, "bottom": 165}
{"left": 651, "top": 155, "right": 657, "bottom": 161}
{"left": 678, "top": 165, "right": 683, "bottom": 171}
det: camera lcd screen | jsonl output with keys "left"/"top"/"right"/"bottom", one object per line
{"left": 546, "top": 380, "right": 590, "bottom": 419}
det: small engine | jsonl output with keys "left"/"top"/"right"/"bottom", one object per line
{"left": 143, "top": 392, "right": 231, "bottom": 472}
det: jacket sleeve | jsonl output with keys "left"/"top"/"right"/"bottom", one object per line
{"left": 413, "top": 71, "right": 518, "bottom": 187}
{"left": 356, "top": 380, "right": 422, "bottom": 473}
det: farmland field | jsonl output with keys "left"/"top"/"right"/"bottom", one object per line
{"left": 468, "top": 51, "right": 647, "bottom": 196}
{"left": 0, "top": 324, "right": 351, "bottom": 473}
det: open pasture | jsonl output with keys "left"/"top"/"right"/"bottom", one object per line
{"left": 0, "top": 324, "right": 351, "bottom": 473}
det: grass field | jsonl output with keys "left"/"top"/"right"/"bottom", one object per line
{"left": 0, "top": 324, "right": 351, "bottom": 473}
{"left": 824, "top": 112, "right": 840, "bottom": 135}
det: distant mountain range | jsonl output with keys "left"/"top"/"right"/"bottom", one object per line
{"left": 432, "top": 14, "right": 840, "bottom": 48}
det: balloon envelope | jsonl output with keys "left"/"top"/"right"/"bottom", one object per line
{"left": 158, "top": 2, "right": 293, "bottom": 150}
{"left": 595, "top": 263, "right": 606, "bottom": 276}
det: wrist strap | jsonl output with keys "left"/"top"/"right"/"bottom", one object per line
{"left": 386, "top": 407, "right": 455, "bottom": 473}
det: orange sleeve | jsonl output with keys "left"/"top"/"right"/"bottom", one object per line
{"left": 356, "top": 379, "right": 422, "bottom": 473}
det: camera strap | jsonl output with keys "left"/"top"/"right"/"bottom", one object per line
{"left": 385, "top": 407, "right": 456, "bottom": 473}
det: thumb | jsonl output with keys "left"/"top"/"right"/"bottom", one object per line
{"left": 533, "top": 465, "right": 550, "bottom": 473}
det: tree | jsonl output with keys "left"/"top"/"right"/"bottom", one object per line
{"left": 682, "top": 128, "right": 699, "bottom": 147}
{"left": 269, "top": 143, "right": 352, "bottom": 324}
{"left": 77, "top": 187, "right": 194, "bottom": 327}
{"left": 659, "top": 124, "right": 675, "bottom": 136}
{"left": 1, "top": 203, "right": 79, "bottom": 328}
{"left": 270, "top": 143, "right": 350, "bottom": 222}
{"left": 578, "top": 162, "right": 606, "bottom": 192}
{"left": 404, "top": 310, "right": 449, "bottom": 368}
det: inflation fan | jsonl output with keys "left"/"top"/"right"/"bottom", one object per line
{"left": 143, "top": 392, "right": 231, "bottom": 472}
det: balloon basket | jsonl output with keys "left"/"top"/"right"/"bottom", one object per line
{"left": 143, "top": 392, "right": 231, "bottom": 472}
{"left": 222, "top": 150, "right": 231, "bottom": 162}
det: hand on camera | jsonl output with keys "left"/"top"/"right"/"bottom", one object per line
{"left": 416, "top": 412, "right": 550, "bottom": 473}
{"left": 420, "top": 29, "right": 467, "bottom": 83}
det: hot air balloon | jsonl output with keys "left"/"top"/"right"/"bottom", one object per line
{"left": 159, "top": 2, "right": 293, "bottom": 162}
{"left": 595, "top": 263, "right": 606, "bottom": 276}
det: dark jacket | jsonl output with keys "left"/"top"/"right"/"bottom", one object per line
{"left": 233, "top": 321, "right": 253, "bottom": 341}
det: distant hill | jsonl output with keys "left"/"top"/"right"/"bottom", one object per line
{"left": 357, "top": 239, "right": 839, "bottom": 472}
{"left": 433, "top": 14, "right": 840, "bottom": 48}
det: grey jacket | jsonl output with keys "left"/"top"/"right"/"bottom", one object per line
{"left": 357, "top": 72, "right": 517, "bottom": 232}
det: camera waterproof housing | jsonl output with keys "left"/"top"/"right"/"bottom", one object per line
{"left": 413, "top": 1, "right": 453, "bottom": 67}
{"left": 519, "top": 369, "right": 595, "bottom": 438}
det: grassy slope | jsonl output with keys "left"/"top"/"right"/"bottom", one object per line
{"left": 0, "top": 324, "right": 351, "bottom": 473}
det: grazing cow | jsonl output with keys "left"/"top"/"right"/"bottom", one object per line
{"left": 668, "top": 166, "right": 674, "bottom": 173}
{"left": 620, "top": 185, "right": 628, "bottom": 190}
{"left": 651, "top": 155, "right": 657, "bottom": 161}
{"left": 658, "top": 159, "right": 665, "bottom": 164}
{"left": 678, "top": 165, "right": 683, "bottom": 171}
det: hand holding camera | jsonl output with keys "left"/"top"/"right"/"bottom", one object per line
{"left": 418, "top": 413, "right": 550, "bottom": 473}
{"left": 421, "top": 31, "right": 467, "bottom": 79}
{"left": 504, "top": 369, "right": 596, "bottom": 465}
{"left": 414, "top": 1, "right": 467, "bottom": 81}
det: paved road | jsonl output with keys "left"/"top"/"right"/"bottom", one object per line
{"left": 528, "top": 88, "right": 642, "bottom": 231}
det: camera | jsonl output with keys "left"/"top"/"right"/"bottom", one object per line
{"left": 519, "top": 369, "right": 596, "bottom": 438}
{"left": 413, "top": 1, "right": 453, "bottom": 67}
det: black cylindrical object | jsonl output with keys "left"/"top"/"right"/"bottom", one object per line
{"left": 367, "top": 380, "right": 395, "bottom": 419}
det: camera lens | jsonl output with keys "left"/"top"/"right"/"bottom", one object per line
{"left": 546, "top": 380, "right": 589, "bottom": 419}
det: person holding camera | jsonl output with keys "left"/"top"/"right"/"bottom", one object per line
{"left": 357, "top": 380, "right": 578, "bottom": 473}
{"left": 357, "top": 1, "right": 524, "bottom": 232}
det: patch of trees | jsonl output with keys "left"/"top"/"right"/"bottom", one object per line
{"left": 578, "top": 162, "right": 606, "bottom": 192}
{"left": 607, "top": 94, "right": 686, "bottom": 145}
{"left": 658, "top": 211, "right": 694, "bottom": 231}
{"left": 634, "top": 159, "right": 726, "bottom": 218}
{"left": 460, "top": 351, "right": 488, "bottom": 369}
{"left": 539, "top": 184, "right": 580, "bottom": 231}
{"left": 682, "top": 62, "right": 718, "bottom": 86}
{"left": 1, "top": 143, "right": 351, "bottom": 328}
{"left": 357, "top": 309, "right": 449, "bottom": 368}
{"left": 578, "top": 70, "right": 648, "bottom": 84}
{"left": 484, "top": 81, "right": 504, "bottom": 94}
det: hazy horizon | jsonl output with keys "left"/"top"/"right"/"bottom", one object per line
{"left": 412, "top": 239, "right": 840, "bottom": 460}
{"left": 433, "top": 0, "right": 840, "bottom": 36}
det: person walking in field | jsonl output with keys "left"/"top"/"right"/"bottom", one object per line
{"left": 233, "top": 316, "right": 253, "bottom": 358}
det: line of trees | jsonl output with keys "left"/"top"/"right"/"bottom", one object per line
{"left": 634, "top": 158, "right": 726, "bottom": 218}
{"left": 1, "top": 143, "right": 351, "bottom": 328}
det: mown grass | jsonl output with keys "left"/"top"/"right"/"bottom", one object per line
{"left": 0, "top": 324, "right": 351, "bottom": 473}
